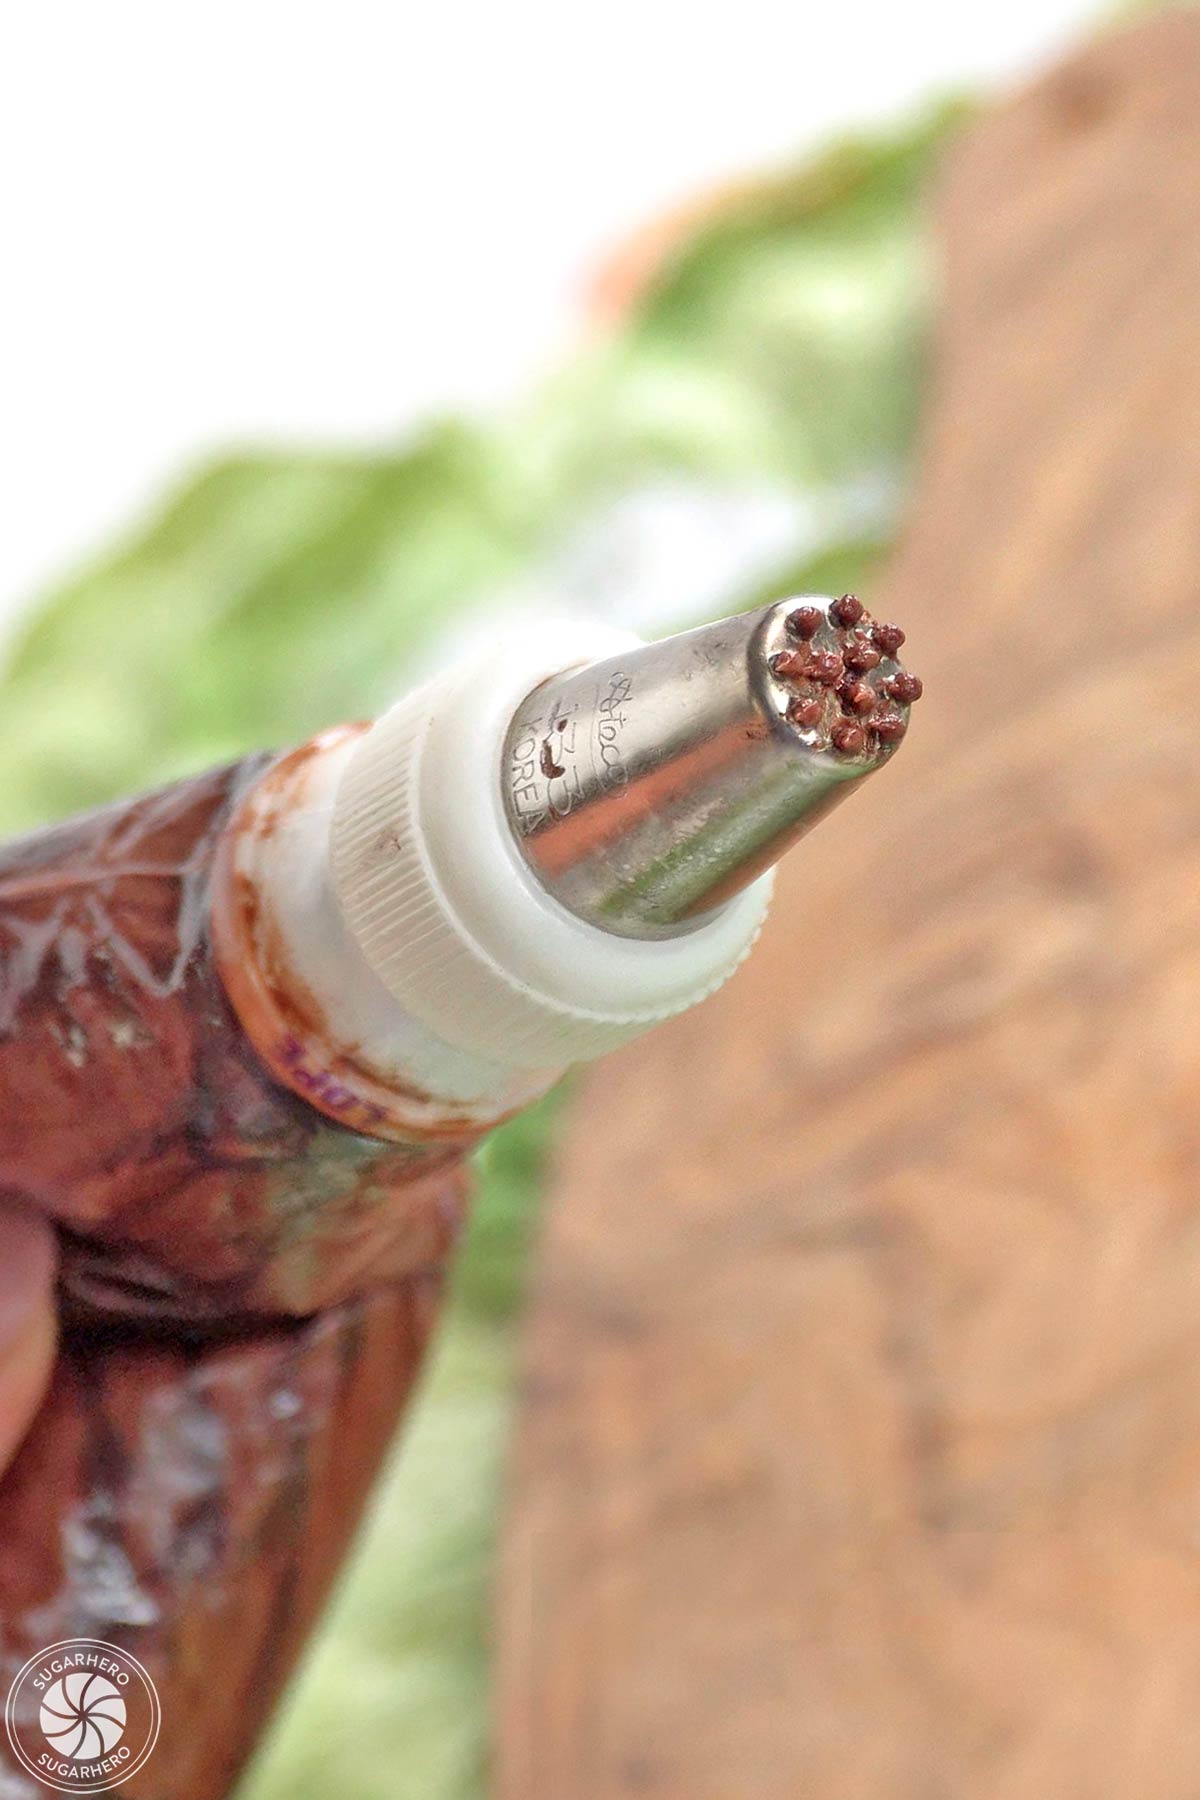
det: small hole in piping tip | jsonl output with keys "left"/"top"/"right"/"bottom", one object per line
{"left": 785, "top": 606, "right": 824, "bottom": 641}
{"left": 839, "top": 679, "right": 877, "bottom": 717}
{"left": 831, "top": 720, "right": 868, "bottom": 757}
{"left": 872, "top": 710, "right": 907, "bottom": 744}
{"left": 872, "top": 621, "right": 906, "bottom": 656}
{"left": 843, "top": 634, "right": 882, "bottom": 672}
{"left": 883, "top": 670, "right": 923, "bottom": 705}
{"left": 769, "top": 649, "right": 810, "bottom": 682}
{"left": 786, "top": 694, "right": 824, "bottom": 730}
{"left": 805, "top": 649, "right": 844, "bottom": 687}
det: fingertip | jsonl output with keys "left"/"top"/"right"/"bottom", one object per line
{"left": 0, "top": 1202, "right": 58, "bottom": 1473}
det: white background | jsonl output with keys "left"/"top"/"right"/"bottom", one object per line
{"left": 1, "top": 0, "right": 1098, "bottom": 627}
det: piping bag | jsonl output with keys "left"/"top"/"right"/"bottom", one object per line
{"left": 0, "top": 595, "right": 919, "bottom": 1796}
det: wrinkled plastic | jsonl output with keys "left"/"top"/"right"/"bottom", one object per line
{"left": 0, "top": 1279, "right": 443, "bottom": 1798}
{"left": 0, "top": 754, "right": 475, "bottom": 1799}
{"left": 0, "top": 755, "right": 471, "bottom": 1322}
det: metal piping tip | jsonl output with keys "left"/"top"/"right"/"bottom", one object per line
{"left": 501, "top": 595, "right": 920, "bottom": 940}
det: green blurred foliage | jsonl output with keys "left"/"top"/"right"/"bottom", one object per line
{"left": 0, "top": 107, "right": 952, "bottom": 838}
{"left": 523, "top": 111, "right": 957, "bottom": 499}
{"left": 0, "top": 111, "right": 958, "bottom": 1798}
{"left": 242, "top": 1091, "right": 566, "bottom": 1800}
{"left": 0, "top": 433, "right": 540, "bottom": 830}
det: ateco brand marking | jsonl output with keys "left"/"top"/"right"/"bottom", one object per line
{"left": 594, "top": 671, "right": 632, "bottom": 792}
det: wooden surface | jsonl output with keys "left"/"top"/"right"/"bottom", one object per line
{"left": 496, "top": 13, "right": 1200, "bottom": 1797}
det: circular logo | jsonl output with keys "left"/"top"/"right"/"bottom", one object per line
{"left": 5, "top": 1639, "right": 160, "bottom": 1793}
{"left": 41, "top": 1671, "right": 126, "bottom": 1760}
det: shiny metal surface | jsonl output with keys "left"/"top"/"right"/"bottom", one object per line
{"left": 501, "top": 596, "right": 916, "bottom": 940}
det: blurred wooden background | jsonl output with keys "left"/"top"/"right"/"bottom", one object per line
{"left": 497, "top": 11, "right": 1200, "bottom": 1796}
